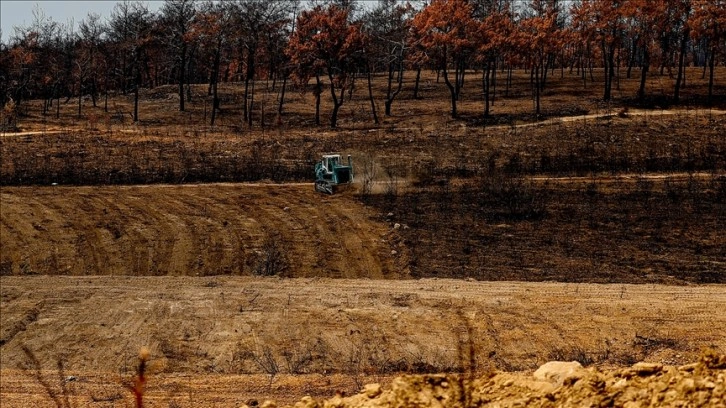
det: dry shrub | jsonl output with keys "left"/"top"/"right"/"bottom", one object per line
{"left": 253, "top": 232, "right": 289, "bottom": 276}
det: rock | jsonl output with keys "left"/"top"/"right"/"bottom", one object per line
{"left": 363, "top": 383, "right": 382, "bottom": 398}
{"left": 391, "top": 250, "right": 398, "bottom": 256}
{"left": 393, "top": 223, "right": 401, "bottom": 230}
{"left": 612, "top": 378, "right": 628, "bottom": 390}
{"left": 323, "top": 395, "right": 344, "bottom": 408}
{"left": 679, "top": 378, "right": 696, "bottom": 393}
{"left": 533, "top": 361, "right": 585, "bottom": 386}
{"left": 631, "top": 362, "right": 663, "bottom": 376}
{"left": 261, "top": 401, "right": 276, "bottom": 408}
{"left": 283, "top": 207, "right": 290, "bottom": 212}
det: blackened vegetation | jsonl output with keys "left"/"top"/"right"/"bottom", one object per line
{"left": 367, "top": 173, "right": 725, "bottom": 284}
{"left": 0, "top": 135, "right": 315, "bottom": 186}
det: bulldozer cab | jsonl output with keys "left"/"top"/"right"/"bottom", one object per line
{"left": 322, "top": 155, "right": 341, "bottom": 173}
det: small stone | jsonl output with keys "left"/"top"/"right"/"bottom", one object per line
{"left": 391, "top": 250, "right": 398, "bottom": 255}
{"left": 283, "top": 207, "right": 290, "bottom": 211}
{"left": 261, "top": 401, "right": 276, "bottom": 408}
{"left": 503, "top": 379, "right": 514, "bottom": 387}
{"left": 386, "top": 212, "right": 394, "bottom": 218}
{"left": 65, "top": 376, "right": 78, "bottom": 382}
{"left": 393, "top": 223, "right": 401, "bottom": 230}
{"left": 364, "top": 383, "right": 382, "bottom": 398}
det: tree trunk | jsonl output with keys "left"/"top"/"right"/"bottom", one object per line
{"left": 385, "top": 62, "right": 394, "bottom": 113}
{"left": 133, "top": 71, "right": 140, "bottom": 122}
{"left": 91, "top": 77, "right": 97, "bottom": 108}
{"left": 413, "top": 67, "right": 422, "bottom": 99}
{"left": 243, "top": 47, "right": 255, "bottom": 121}
{"left": 277, "top": 72, "right": 287, "bottom": 121}
{"left": 210, "top": 43, "right": 221, "bottom": 126}
{"left": 534, "top": 64, "right": 541, "bottom": 116}
{"left": 638, "top": 47, "right": 650, "bottom": 103}
{"left": 603, "top": 41, "right": 616, "bottom": 101}
{"left": 442, "top": 66, "right": 458, "bottom": 118}
{"left": 491, "top": 58, "right": 496, "bottom": 106}
{"left": 78, "top": 87, "right": 82, "bottom": 119}
{"left": 243, "top": 77, "right": 250, "bottom": 121}
{"left": 506, "top": 65, "right": 512, "bottom": 97}
{"left": 248, "top": 78, "right": 255, "bottom": 128}
{"left": 674, "top": 28, "right": 689, "bottom": 104}
{"left": 366, "top": 67, "right": 378, "bottom": 124}
{"left": 482, "top": 61, "right": 491, "bottom": 117}
{"left": 385, "top": 59, "right": 404, "bottom": 116}
{"left": 210, "top": 82, "right": 218, "bottom": 126}
{"left": 314, "top": 74, "right": 321, "bottom": 126}
{"left": 104, "top": 70, "right": 109, "bottom": 113}
{"left": 179, "top": 43, "right": 187, "bottom": 111}
{"left": 329, "top": 73, "right": 345, "bottom": 128}
{"left": 707, "top": 48, "right": 715, "bottom": 105}
{"left": 627, "top": 38, "right": 637, "bottom": 79}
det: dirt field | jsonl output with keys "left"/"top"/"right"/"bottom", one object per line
{"left": 1, "top": 68, "right": 725, "bottom": 406}
{"left": 0, "top": 184, "right": 405, "bottom": 279}
{"left": 2, "top": 276, "right": 725, "bottom": 406}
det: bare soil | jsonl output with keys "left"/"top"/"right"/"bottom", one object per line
{"left": 0, "top": 184, "right": 404, "bottom": 278}
{"left": 2, "top": 276, "right": 725, "bottom": 406}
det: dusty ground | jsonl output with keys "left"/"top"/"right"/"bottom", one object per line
{"left": 2, "top": 276, "right": 725, "bottom": 406}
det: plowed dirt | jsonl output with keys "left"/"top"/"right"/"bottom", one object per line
{"left": 0, "top": 184, "right": 406, "bottom": 278}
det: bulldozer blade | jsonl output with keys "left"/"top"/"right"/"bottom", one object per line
{"left": 315, "top": 180, "right": 334, "bottom": 195}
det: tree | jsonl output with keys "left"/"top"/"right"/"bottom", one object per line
{"left": 572, "top": 0, "right": 625, "bottom": 101}
{"left": 672, "top": 0, "right": 692, "bottom": 104}
{"left": 192, "top": 1, "right": 235, "bottom": 126}
{"left": 362, "top": 0, "right": 415, "bottom": 116}
{"left": 76, "top": 13, "right": 106, "bottom": 117}
{"left": 287, "top": 4, "right": 366, "bottom": 128}
{"left": 691, "top": 0, "right": 726, "bottom": 104}
{"left": 622, "top": 0, "right": 670, "bottom": 102}
{"left": 231, "top": 0, "right": 292, "bottom": 128}
{"left": 160, "top": 0, "right": 196, "bottom": 112}
{"left": 474, "top": 1, "right": 515, "bottom": 117}
{"left": 109, "top": 1, "right": 153, "bottom": 122}
{"left": 514, "top": 0, "right": 562, "bottom": 115}
{"left": 409, "top": 0, "right": 477, "bottom": 118}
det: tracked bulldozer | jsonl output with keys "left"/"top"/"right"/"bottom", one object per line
{"left": 315, "top": 154, "right": 353, "bottom": 194}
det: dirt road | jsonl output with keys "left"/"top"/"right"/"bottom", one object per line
{"left": 1, "top": 276, "right": 724, "bottom": 406}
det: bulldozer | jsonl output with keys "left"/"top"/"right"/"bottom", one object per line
{"left": 315, "top": 154, "right": 353, "bottom": 194}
